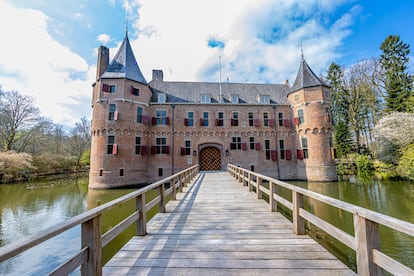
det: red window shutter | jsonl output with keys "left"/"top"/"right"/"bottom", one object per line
{"left": 269, "top": 119, "right": 274, "bottom": 127}
{"left": 255, "top": 143, "right": 261, "bottom": 150}
{"left": 184, "top": 118, "right": 189, "bottom": 126}
{"left": 230, "top": 143, "right": 235, "bottom": 150}
{"left": 141, "top": 145, "right": 148, "bottom": 155}
{"left": 215, "top": 119, "right": 219, "bottom": 126}
{"left": 166, "top": 117, "right": 170, "bottom": 125}
{"left": 130, "top": 85, "right": 134, "bottom": 94}
{"left": 112, "top": 144, "right": 118, "bottom": 155}
{"left": 113, "top": 111, "right": 118, "bottom": 121}
{"left": 293, "top": 117, "right": 300, "bottom": 125}
{"left": 254, "top": 119, "right": 260, "bottom": 127}
{"left": 151, "top": 146, "right": 157, "bottom": 155}
{"left": 271, "top": 150, "right": 277, "bottom": 161}
{"left": 102, "top": 83, "right": 110, "bottom": 92}
{"left": 180, "top": 147, "right": 186, "bottom": 155}
{"left": 283, "top": 119, "right": 290, "bottom": 127}
{"left": 296, "top": 149, "right": 303, "bottom": 160}
{"left": 164, "top": 146, "right": 170, "bottom": 154}
{"left": 242, "top": 143, "right": 247, "bottom": 151}
{"left": 286, "top": 150, "right": 292, "bottom": 160}
{"left": 142, "top": 115, "right": 149, "bottom": 125}
{"left": 230, "top": 118, "right": 235, "bottom": 126}
{"left": 152, "top": 117, "right": 157, "bottom": 125}
{"left": 200, "top": 118, "right": 204, "bottom": 126}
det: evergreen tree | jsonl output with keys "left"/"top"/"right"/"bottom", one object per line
{"left": 380, "top": 35, "right": 413, "bottom": 112}
{"left": 326, "top": 62, "right": 353, "bottom": 157}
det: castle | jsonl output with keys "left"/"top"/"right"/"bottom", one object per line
{"left": 89, "top": 33, "right": 337, "bottom": 189}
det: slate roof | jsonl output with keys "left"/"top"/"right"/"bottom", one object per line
{"left": 289, "top": 59, "right": 328, "bottom": 94}
{"left": 149, "top": 80, "right": 290, "bottom": 105}
{"left": 100, "top": 34, "right": 147, "bottom": 84}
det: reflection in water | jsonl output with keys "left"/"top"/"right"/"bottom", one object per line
{"left": 0, "top": 175, "right": 413, "bottom": 274}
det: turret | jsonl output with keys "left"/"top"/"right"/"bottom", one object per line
{"left": 288, "top": 58, "right": 337, "bottom": 181}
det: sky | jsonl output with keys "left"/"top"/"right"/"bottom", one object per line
{"left": 0, "top": 0, "right": 413, "bottom": 129}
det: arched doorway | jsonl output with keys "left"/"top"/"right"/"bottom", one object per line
{"left": 199, "top": 146, "right": 222, "bottom": 171}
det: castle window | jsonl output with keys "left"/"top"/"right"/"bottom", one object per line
{"left": 181, "top": 140, "right": 191, "bottom": 155}
{"left": 137, "top": 107, "right": 143, "bottom": 123}
{"left": 265, "top": 139, "right": 271, "bottom": 160}
{"left": 109, "top": 85, "right": 116, "bottom": 93}
{"left": 108, "top": 104, "right": 116, "bottom": 121}
{"left": 263, "top": 112, "right": 269, "bottom": 127}
{"left": 120, "top": 169, "right": 124, "bottom": 176}
{"left": 231, "top": 112, "right": 239, "bottom": 126}
{"left": 278, "top": 112, "right": 284, "bottom": 126}
{"left": 260, "top": 95, "right": 270, "bottom": 104}
{"left": 249, "top": 137, "right": 255, "bottom": 150}
{"left": 231, "top": 95, "right": 239, "bottom": 103}
{"left": 201, "top": 112, "right": 209, "bottom": 126}
{"left": 99, "top": 169, "right": 103, "bottom": 176}
{"left": 301, "top": 137, "right": 309, "bottom": 159}
{"left": 158, "top": 168, "right": 163, "bottom": 177}
{"left": 184, "top": 111, "right": 194, "bottom": 126}
{"left": 131, "top": 86, "right": 139, "bottom": 96}
{"left": 298, "top": 109, "right": 304, "bottom": 124}
{"left": 135, "top": 137, "right": 141, "bottom": 154}
{"left": 155, "top": 110, "right": 168, "bottom": 125}
{"left": 279, "top": 140, "right": 285, "bottom": 160}
{"left": 158, "top": 93, "right": 166, "bottom": 103}
{"left": 201, "top": 94, "right": 211, "bottom": 103}
{"left": 230, "top": 137, "right": 242, "bottom": 150}
{"left": 107, "top": 135, "right": 115, "bottom": 154}
{"left": 154, "top": 137, "right": 168, "bottom": 154}
{"left": 248, "top": 112, "right": 254, "bottom": 126}
{"left": 216, "top": 112, "right": 224, "bottom": 126}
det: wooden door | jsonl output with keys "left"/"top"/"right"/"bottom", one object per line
{"left": 199, "top": 147, "right": 221, "bottom": 171}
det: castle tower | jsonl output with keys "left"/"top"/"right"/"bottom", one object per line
{"left": 89, "top": 34, "right": 153, "bottom": 189}
{"left": 288, "top": 58, "right": 337, "bottom": 181}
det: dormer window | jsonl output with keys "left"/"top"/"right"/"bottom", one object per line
{"left": 201, "top": 94, "right": 211, "bottom": 103}
{"left": 231, "top": 95, "right": 239, "bottom": 104}
{"left": 259, "top": 95, "right": 270, "bottom": 104}
{"left": 158, "top": 93, "right": 166, "bottom": 103}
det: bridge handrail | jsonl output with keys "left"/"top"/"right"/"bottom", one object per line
{"left": 227, "top": 163, "right": 414, "bottom": 276}
{"left": 0, "top": 164, "right": 199, "bottom": 276}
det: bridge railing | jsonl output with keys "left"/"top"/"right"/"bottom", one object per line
{"left": 227, "top": 164, "right": 414, "bottom": 276}
{"left": 0, "top": 165, "right": 199, "bottom": 276}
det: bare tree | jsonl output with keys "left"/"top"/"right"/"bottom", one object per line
{"left": 68, "top": 117, "right": 91, "bottom": 169}
{"left": 0, "top": 90, "right": 40, "bottom": 151}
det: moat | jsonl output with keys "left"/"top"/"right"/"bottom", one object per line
{"left": 0, "top": 175, "right": 413, "bottom": 275}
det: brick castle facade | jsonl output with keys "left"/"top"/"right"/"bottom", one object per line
{"left": 89, "top": 34, "right": 337, "bottom": 189}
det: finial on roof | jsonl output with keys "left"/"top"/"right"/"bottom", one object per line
{"left": 125, "top": 15, "right": 129, "bottom": 36}
{"left": 299, "top": 41, "right": 304, "bottom": 60}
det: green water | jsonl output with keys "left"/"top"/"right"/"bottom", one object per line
{"left": 0, "top": 175, "right": 413, "bottom": 275}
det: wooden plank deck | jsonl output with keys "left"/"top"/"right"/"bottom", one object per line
{"left": 104, "top": 171, "right": 355, "bottom": 275}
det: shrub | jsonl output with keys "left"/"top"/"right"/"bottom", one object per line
{"left": 0, "top": 151, "right": 35, "bottom": 182}
{"left": 355, "top": 154, "right": 374, "bottom": 173}
{"left": 397, "top": 144, "right": 414, "bottom": 181}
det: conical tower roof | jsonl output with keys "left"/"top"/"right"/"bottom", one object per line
{"left": 289, "top": 58, "right": 327, "bottom": 94}
{"left": 100, "top": 34, "right": 147, "bottom": 84}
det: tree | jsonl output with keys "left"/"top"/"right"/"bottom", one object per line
{"left": 380, "top": 35, "right": 413, "bottom": 112}
{"left": 326, "top": 62, "right": 353, "bottom": 157}
{"left": 0, "top": 90, "right": 40, "bottom": 151}
{"left": 68, "top": 117, "right": 91, "bottom": 169}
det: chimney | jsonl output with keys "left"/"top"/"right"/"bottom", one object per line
{"left": 152, "top": 69, "right": 164, "bottom": 81}
{"left": 285, "top": 79, "right": 290, "bottom": 87}
{"left": 96, "top": 46, "right": 109, "bottom": 80}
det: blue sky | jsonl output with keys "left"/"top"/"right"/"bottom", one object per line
{"left": 0, "top": 0, "right": 413, "bottom": 127}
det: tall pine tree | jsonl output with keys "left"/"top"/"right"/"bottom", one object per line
{"left": 380, "top": 35, "right": 413, "bottom": 112}
{"left": 326, "top": 62, "right": 353, "bottom": 157}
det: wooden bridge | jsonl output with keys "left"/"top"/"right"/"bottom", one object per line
{"left": 1, "top": 164, "right": 414, "bottom": 275}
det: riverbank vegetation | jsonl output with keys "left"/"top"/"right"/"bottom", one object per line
{"left": 0, "top": 90, "right": 90, "bottom": 183}
{"left": 327, "top": 35, "right": 414, "bottom": 181}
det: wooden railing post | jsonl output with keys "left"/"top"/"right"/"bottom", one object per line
{"left": 243, "top": 172, "right": 248, "bottom": 187}
{"left": 159, "top": 183, "right": 166, "bottom": 213}
{"left": 239, "top": 171, "right": 243, "bottom": 183}
{"left": 184, "top": 171, "right": 188, "bottom": 187}
{"left": 248, "top": 172, "right": 253, "bottom": 192}
{"left": 170, "top": 178, "right": 176, "bottom": 200}
{"left": 178, "top": 174, "right": 183, "bottom": 192}
{"left": 269, "top": 182, "right": 277, "bottom": 212}
{"left": 136, "top": 193, "right": 147, "bottom": 236}
{"left": 257, "top": 177, "right": 263, "bottom": 199}
{"left": 292, "top": 191, "right": 305, "bottom": 235}
{"left": 81, "top": 216, "right": 102, "bottom": 276}
{"left": 354, "top": 213, "right": 382, "bottom": 276}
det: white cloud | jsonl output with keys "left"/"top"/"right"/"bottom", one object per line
{"left": 97, "top": 34, "right": 111, "bottom": 44}
{"left": 129, "top": 0, "right": 357, "bottom": 84}
{"left": 0, "top": 0, "right": 94, "bottom": 127}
